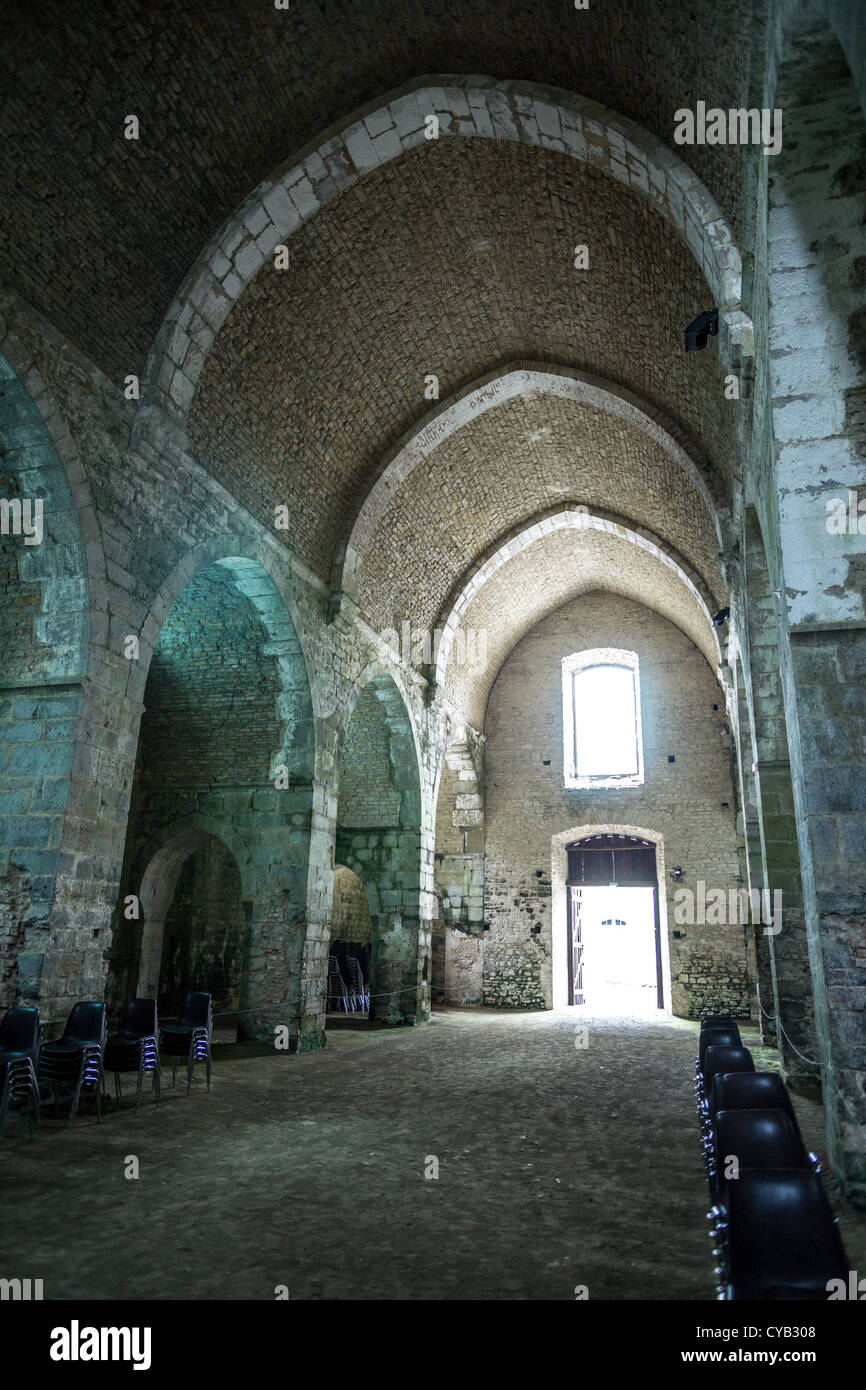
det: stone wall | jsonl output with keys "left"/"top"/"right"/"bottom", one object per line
{"left": 331, "top": 863, "right": 372, "bottom": 945}
{"left": 482, "top": 592, "right": 749, "bottom": 1017}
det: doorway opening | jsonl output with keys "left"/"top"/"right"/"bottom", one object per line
{"left": 565, "top": 834, "right": 663, "bottom": 1014}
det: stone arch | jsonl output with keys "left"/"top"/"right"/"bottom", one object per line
{"left": 335, "top": 662, "right": 428, "bottom": 1024}
{"left": 550, "top": 823, "right": 671, "bottom": 1014}
{"left": 345, "top": 658, "right": 425, "bottom": 819}
{"left": 434, "top": 508, "right": 723, "bottom": 693}
{"left": 335, "top": 361, "right": 728, "bottom": 606}
{"left": 333, "top": 364, "right": 726, "bottom": 604}
{"left": 133, "top": 532, "right": 319, "bottom": 730}
{"left": 141, "top": 78, "right": 748, "bottom": 426}
{"left": 134, "top": 821, "right": 254, "bottom": 1002}
{"left": 111, "top": 548, "right": 317, "bottom": 1042}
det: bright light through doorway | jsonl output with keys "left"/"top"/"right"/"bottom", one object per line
{"left": 575, "top": 885, "right": 659, "bottom": 1015}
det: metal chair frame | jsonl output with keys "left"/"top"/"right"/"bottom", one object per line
{"left": 159, "top": 995, "right": 213, "bottom": 1095}
{"left": 0, "top": 1008, "right": 42, "bottom": 1140}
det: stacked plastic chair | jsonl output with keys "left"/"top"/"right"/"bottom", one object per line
{"left": 694, "top": 1014, "right": 849, "bottom": 1299}
{"left": 104, "top": 998, "right": 161, "bottom": 1111}
{"left": 38, "top": 1001, "right": 107, "bottom": 1125}
{"left": 0, "top": 1006, "right": 42, "bottom": 1139}
{"left": 159, "top": 991, "right": 212, "bottom": 1094}
{"left": 327, "top": 956, "right": 353, "bottom": 1013}
{"left": 345, "top": 955, "right": 369, "bottom": 1012}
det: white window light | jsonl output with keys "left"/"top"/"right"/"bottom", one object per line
{"left": 562, "top": 648, "right": 644, "bottom": 790}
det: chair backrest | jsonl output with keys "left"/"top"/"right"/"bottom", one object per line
{"left": 328, "top": 957, "right": 346, "bottom": 988}
{"left": 699, "top": 1026, "right": 742, "bottom": 1069}
{"left": 709, "top": 1070, "right": 800, "bottom": 1135}
{"left": 0, "top": 1006, "right": 40, "bottom": 1055}
{"left": 701, "top": 1045, "right": 755, "bottom": 1095}
{"left": 701, "top": 1015, "right": 738, "bottom": 1030}
{"left": 177, "top": 992, "right": 212, "bottom": 1027}
{"left": 713, "top": 1109, "right": 808, "bottom": 1181}
{"left": 119, "top": 998, "right": 158, "bottom": 1036}
{"left": 62, "top": 1001, "right": 107, "bottom": 1045}
{"left": 726, "top": 1169, "right": 849, "bottom": 1298}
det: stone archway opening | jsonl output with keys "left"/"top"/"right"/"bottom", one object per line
{"left": 109, "top": 555, "right": 315, "bottom": 1043}
{"left": 562, "top": 835, "right": 663, "bottom": 1017}
{"left": 551, "top": 826, "right": 672, "bottom": 1016}
{"left": 326, "top": 864, "right": 373, "bottom": 1023}
{"left": 334, "top": 670, "right": 427, "bottom": 1028}
{"left": 134, "top": 827, "right": 250, "bottom": 1043}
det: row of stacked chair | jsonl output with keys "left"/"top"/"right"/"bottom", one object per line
{"left": 0, "top": 992, "right": 213, "bottom": 1137}
{"left": 327, "top": 953, "right": 369, "bottom": 1013}
{"left": 695, "top": 1014, "right": 849, "bottom": 1299}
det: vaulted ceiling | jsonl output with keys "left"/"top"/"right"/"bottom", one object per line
{"left": 1, "top": 0, "right": 753, "bottom": 725}
{"left": 2, "top": 0, "right": 752, "bottom": 380}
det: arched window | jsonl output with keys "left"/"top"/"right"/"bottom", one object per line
{"left": 562, "top": 648, "right": 644, "bottom": 789}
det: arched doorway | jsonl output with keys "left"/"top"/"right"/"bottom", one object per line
{"left": 110, "top": 555, "right": 315, "bottom": 1041}
{"left": 326, "top": 864, "right": 373, "bottom": 1018}
{"left": 564, "top": 834, "right": 663, "bottom": 1014}
{"left": 551, "top": 824, "right": 672, "bottom": 1014}
{"left": 135, "top": 827, "right": 250, "bottom": 1026}
{"left": 334, "top": 668, "right": 426, "bottom": 1026}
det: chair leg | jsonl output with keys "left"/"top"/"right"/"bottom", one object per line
{"left": 205, "top": 1041, "right": 211, "bottom": 1091}
{"left": 69, "top": 1060, "right": 85, "bottom": 1127}
{"left": 172, "top": 1057, "right": 177, "bottom": 1088}
{"left": 27, "top": 1064, "right": 39, "bottom": 1140}
{"left": 135, "top": 1053, "right": 145, "bottom": 1113}
{"left": 186, "top": 1036, "right": 195, "bottom": 1095}
{"left": 0, "top": 1070, "right": 11, "bottom": 1139}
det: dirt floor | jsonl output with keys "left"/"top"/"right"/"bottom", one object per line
{"left": 1, "top": 1007, "right": 863, "bottom": 1301}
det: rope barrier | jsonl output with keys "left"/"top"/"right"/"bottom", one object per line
{"left": 755, "top": 978, "right": 863, "bottom": 1127}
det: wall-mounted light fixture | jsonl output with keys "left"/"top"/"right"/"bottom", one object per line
{"left": 685, "top": 308, "right": 719, "bottom": 351}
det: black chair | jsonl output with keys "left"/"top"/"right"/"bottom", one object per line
{"left": 159, "top": 992, "right": 212, "bottom": 1094}
{"left": 38, "top": 1002, "right": 107, "bottom": 1125}
{"left": 708, "top": 1069, "right": 802, "bottom": 1137}
{"left": 716, "top": 1169, "right": 849, "bottom": 1300}
{"left": 104, "top": 999, "right": 161, "bottom": 1111}
{"left": 698, "top": 1046, "right": 755, "bottom": 1105}
{"left": 697, "top": 1026, "right": 742, "bottom": 1074}
{"left": 708, "top": 1109, "right": 810, "bottom": 1208}
{"left": 0, "top": 1007, "right": 42, "bottom": 1139}
{"left": 701, "top": 1015, "right": 739, "bottom": 1030}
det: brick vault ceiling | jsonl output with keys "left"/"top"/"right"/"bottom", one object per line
{"left": 442, "top": 527, "right": 721, "bottom": 727}
{"left": 1, "top": 0, "right": 751, "bottom": 380}
{"left": 190, "top": 139, "right": 733, "bottom": 602}
{"left": 355, "top": 390, "right": 725, "bottom": 640}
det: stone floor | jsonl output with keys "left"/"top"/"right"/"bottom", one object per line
{"left": 1, "top": 1007, "right": 863, "bottom": 1301}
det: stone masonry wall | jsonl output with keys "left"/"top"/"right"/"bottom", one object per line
{"left": 483, "top": 591, "right": 749, "bottom": 1016}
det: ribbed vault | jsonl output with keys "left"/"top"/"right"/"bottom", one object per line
{"left": 439, "top": 519, "right": 722, "bottom": 727}
{"left": 355, "top": 385, "right": 724, "bottom": 639}
{"left": 189, "top": 135, "right": 734, "bottom": 588}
